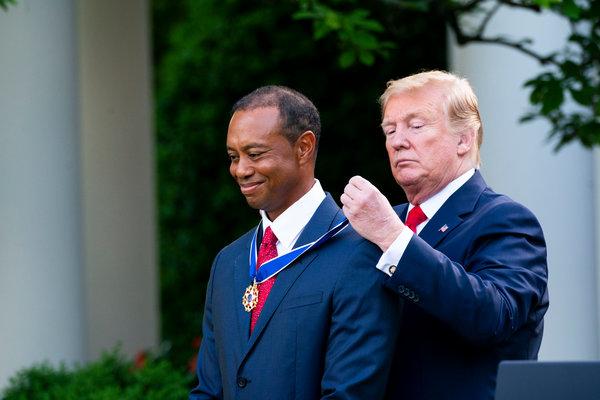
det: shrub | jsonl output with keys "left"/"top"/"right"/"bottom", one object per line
{"left": 1, "top": 350, "right": 193, "bottom": 400}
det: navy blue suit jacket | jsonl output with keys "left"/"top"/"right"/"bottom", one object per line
{"left": 385, "top": 171, "right": 548, "bottom": 400}
{"left": 191, "top": 195, "right": 399, "bottom": 400}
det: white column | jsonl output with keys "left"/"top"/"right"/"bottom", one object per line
{"left": 77, "top": 0, "right": 158, "bottom": 359}
{"left": 0, "top": 0, "right": 86, "bottom": 388}
{"left": 450, "top": 8, "right": 599, "bottom": 359}
{"left": 594, "top": 148, "right": 600, "bottom": 355}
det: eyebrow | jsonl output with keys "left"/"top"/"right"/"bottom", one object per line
{"left": 227, "top": 143, "right": 270, "bottom": 152}
{"left": 381, "top": 112, "right": 425, "bottom": 128}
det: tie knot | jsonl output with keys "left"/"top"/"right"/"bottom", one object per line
{"left": 406, "top": 205, "right": 427, "bottom": 233}
{"left": 257, "top": 226, "right": 278, "bottom": 269}
{"left": 261, "top": 226, "right": 278, "bottom": 248}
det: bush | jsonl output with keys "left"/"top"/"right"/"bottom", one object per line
{"left": 1, "top": 350, "right": 193, "bottom": 400}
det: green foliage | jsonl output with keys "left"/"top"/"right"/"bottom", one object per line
{"left": 1, "top": 350, "right": 192, "bottom": 400}
{"left": 294, "top": 2, "right": 395, "bottom": 67}
{"left": 0, "top": 0, "right": 16, "bottom": 12}
{"left": 295, "top": 0, "right": 600, "bottom": 149}
{"left": 521, "top": 1, "right": 600, "bottom": 148}
{"left": 153, "top": 0, "right": 444, "bottom": 367}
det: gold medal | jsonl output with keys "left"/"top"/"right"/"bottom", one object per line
{"left": 242, "top": 280, "right": 259, "bottom": 312}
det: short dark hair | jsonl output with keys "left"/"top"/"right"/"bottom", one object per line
{"left": 232, "top": 85, "right": 321, "bottom": 154}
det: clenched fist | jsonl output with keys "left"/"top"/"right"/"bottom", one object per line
{"left": 340, "top": 176, "right": 405, "bottom": 251}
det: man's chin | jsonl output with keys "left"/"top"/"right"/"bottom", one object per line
{"left": 242, "top": 194, "right": 264, "bottom": 211}
{"left": 394, "top": 173, "right": 421, "bottom": 188}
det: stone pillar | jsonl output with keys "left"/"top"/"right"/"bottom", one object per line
{"left": 77, "top": 0, "right": 158, "bottom": 359}
{"left": 0, "top": 0, "right": 86, "bottom": 388}
{"left": 450, "top": 7, "right": 599, "bottom": 359}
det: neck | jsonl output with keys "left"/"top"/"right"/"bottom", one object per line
{"left": 265, "top": 175, "right": 315, "bottom": 221}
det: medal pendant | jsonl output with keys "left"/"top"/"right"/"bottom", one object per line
{"left": 242, "top": 281, "right": 259, "bottom": 312}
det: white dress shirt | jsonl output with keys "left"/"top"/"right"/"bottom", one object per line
{"left": 259, "top": 179, "right": 326, "bottom": 253}
{"left": 376, "top": 169, "right": 475, "bottom": 276}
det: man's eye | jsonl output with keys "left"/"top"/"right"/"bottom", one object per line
{"left": 248, "top": 152, "right": 262, "bottom": 159}
{"left": 228, "top": 154, "right": 238, "bottom": 161}
{"left": 384, "top": 130, "right": 395, "bottom": 136}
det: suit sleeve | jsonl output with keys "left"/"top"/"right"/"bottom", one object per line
{"left": 189, "top": 252, "right": 223, "bottom": 400}
{"left": 386, "top": 200, "right": 547, "bottom": 344}
{"left": 321, "top": 238, "right": 400, "bottom": 399}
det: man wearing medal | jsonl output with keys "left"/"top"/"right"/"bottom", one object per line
{"left": 190, "top": 85, "right": 399, "bottom": 399}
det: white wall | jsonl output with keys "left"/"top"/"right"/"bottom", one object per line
{"left": 450, "top": 7, "right": 599, "bottom": 359}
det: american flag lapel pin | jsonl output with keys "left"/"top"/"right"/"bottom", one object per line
{"left": 439, "top": 224, "right": 448, "bottom": 233}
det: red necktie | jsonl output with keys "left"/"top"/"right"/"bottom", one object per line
{"left": 250, "top": 226, "right": 278, "bottom": 332}
{"left": 406, "top": 205, "right": 427, "bottom": 233}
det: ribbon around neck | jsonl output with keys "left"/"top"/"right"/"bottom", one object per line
{"left": 248, "top": 218, "right": 349, "bottom": 283}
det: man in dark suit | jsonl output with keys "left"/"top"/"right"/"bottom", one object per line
{"left": 190, "top": 85, "right": 398, "bottom": 400}
{"left": 341, "top": 70, "right": 549, "bottom": 400}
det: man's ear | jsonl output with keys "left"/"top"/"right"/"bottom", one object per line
{"left": 457, "top": 128, "right": 475, "bottom": 157}
{"left": 296, "top": 131, "right": 317, "bottom": 164}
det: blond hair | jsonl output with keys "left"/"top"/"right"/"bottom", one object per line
{"left": 380, "top": 70, "right": 483, "bottom": 166}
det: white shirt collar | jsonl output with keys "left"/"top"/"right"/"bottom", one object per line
{"left": 407, "top": 168, "right": 475, "bottom": 231}
{"left": 259, "top": 179, "right": 326, "bottom": 252}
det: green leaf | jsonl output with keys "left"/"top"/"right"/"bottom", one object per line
{"left": 351, "top": 31, "right": 379, "bottom": 49}
{"left": 569, "top": 87, "right": 593, "bottom": 106}
{"left": 578, "top": 122, "right": 600, "bottom": 145}
{"left": 314, "top": 22, "right": 333, "bottom": 40}
{"left": 323, "top": 9, "right": 342, "bottom": 30}
{"left": 292, "top": 10, "right": 318, "bottom": 20}
{"left": 339, "top": 50, "right": 356, "bottom": 68}
{"left": 348, "top": 9, "right": 370, "bottom": 20}
{"left": 529, "top": 83, "right": 545, "bottom": 104}
{"left": 356, "top": 18, "right": 385, "bottom": 33}
{"left": 560, "top": 0, "right": 581, "bottom": 19}
{"left": 533, "top": 0, "right": 562, "bottom": 8}
{"left": 560, "top": 60, "right": 579, "bottom": 77}
{"left": 359, "top": 50, "right": 376, "bottom": 66}
{"left": 540, "top": 80, "right": 564, "bottom": 115}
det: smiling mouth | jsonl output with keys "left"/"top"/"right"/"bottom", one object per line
{"left": 239, "top": 181, "right": 263, "bottom": 195}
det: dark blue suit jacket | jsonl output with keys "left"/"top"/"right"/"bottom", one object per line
{"left": 385, "top": 171, "right": 548, "bottom": 400}
{"left": 191, "top": 195, "right": 399, "bottom": 400}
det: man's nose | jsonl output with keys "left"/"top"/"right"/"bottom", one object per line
{"left": 389, "top": 129, "right": 409, "bottom": 150}
{"left": 234, "top": 156, "right": 254, "bottom": 179}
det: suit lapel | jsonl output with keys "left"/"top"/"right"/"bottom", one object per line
{"left": 241, "top": 194, "right": 342, "bottom": 360}
{"left": 234, "top": 231, "right": 256, "bottom": 348}
{"left": 405, "top": 171, "right": 488, "bottom": 248}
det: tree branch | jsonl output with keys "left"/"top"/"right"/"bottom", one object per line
{"left": 454, "top": 0, "right": 484, "bottom": 12}
{"left": 497, "top": 0, "right": 542, "bottom": 13}
{"left": 446, "top": 1, "right": 558, "bottom": 66}
{"left": 462, "top": 34, "right": 559, "bottom": 65}
{"left": 475, "top": 2, "right": 502, "bottom": 37}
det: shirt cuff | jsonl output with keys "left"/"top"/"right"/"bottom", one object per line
{"left": 375, "top": 227, "right": 413, "bottom": 276}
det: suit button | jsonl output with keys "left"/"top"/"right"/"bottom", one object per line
{"left": 237, "top": 377, "right": 248, "bottom": 388}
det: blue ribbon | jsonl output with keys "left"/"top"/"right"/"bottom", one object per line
{"left": 249, "top": 218, "right": 349, "bottom": 283}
